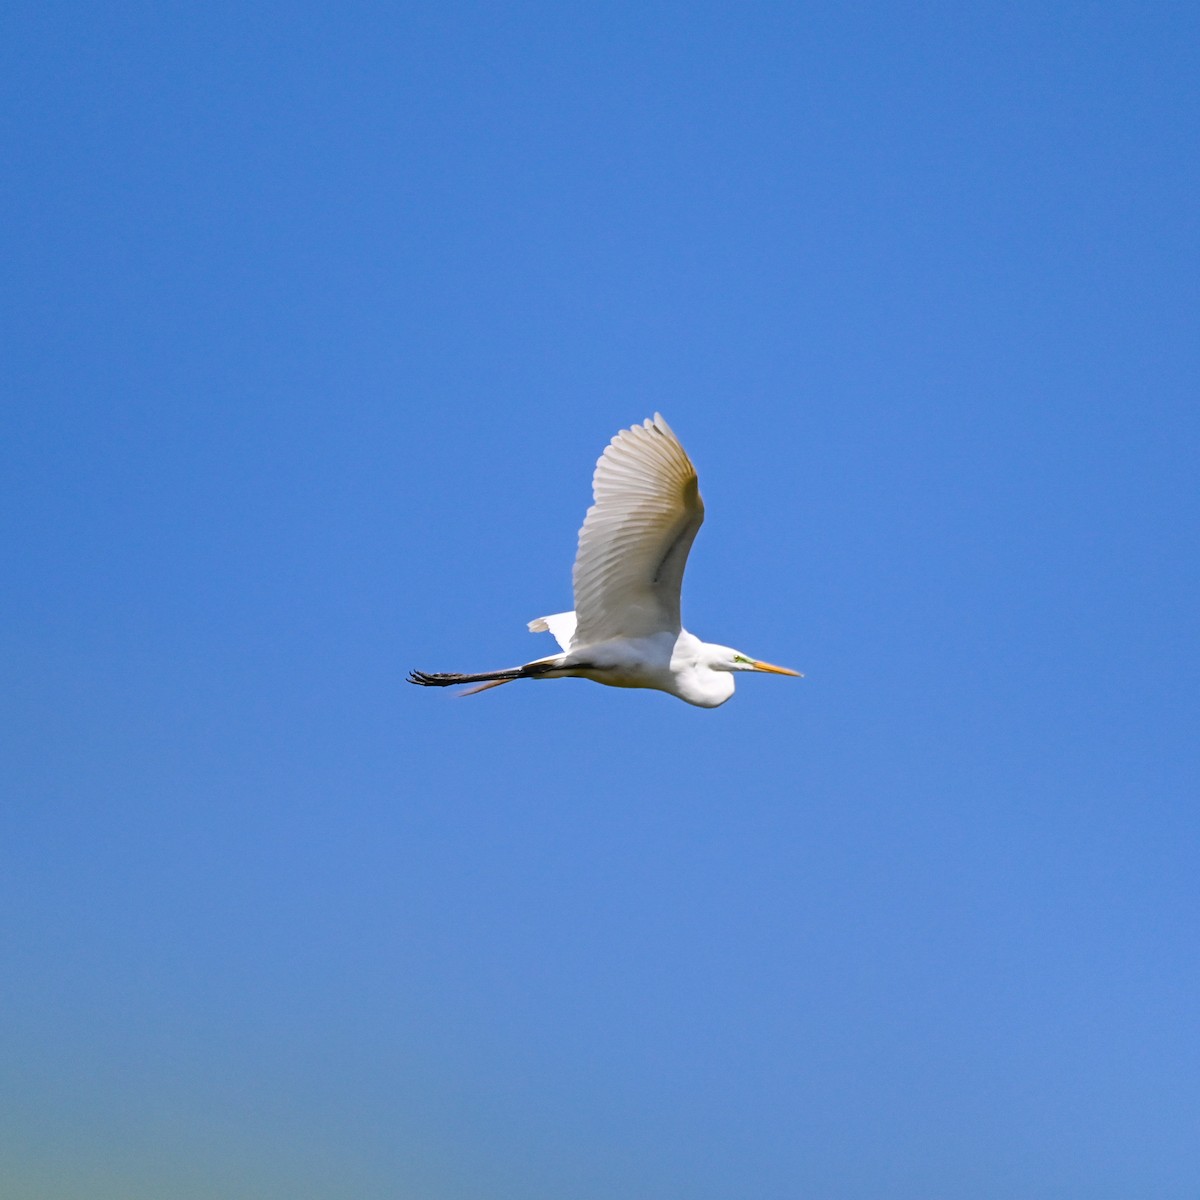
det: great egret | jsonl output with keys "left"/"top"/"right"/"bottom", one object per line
{"left": 409, "top": 414, "right": 801, "bottom": 707}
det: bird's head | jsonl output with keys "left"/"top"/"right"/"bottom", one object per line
{"left": 672, "top": 639, "right": 803, "bottom": 707}
{"left": 704, "top": 644, "right": 803, "bottom": 678}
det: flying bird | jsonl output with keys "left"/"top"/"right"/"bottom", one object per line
{"left": 409, "top": 414, "right": 801, "bottom": 707}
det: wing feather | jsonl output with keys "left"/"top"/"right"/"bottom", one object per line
{"left": 571, "top": 414, "right": 704, "bottom": 645}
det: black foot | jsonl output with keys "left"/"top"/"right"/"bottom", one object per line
{"left": 408, "top": 670, "right": 454, "bottom": 686}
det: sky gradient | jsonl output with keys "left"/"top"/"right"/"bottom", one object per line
{"left": 3, "top": 2, "right": 1198, "bottom": 1197}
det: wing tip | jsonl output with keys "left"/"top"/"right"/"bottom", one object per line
{"left": 611, "top": 413, "right": 674, "bottom": 441}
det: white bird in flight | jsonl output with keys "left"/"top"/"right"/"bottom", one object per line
{"left": 409, "top": 414, "right": 801, "bottom": 707}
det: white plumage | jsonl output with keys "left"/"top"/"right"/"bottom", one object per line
{"left": 572, "top": 414, "right": 704, "bottom": 645}
{"left": 410, "top": 414, "right": 801, "bottom": 707}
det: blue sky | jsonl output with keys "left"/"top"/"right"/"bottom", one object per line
{"left": 3, "top": 2, "right": 1198, "bottom": 1197}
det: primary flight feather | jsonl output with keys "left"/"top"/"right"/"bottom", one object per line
{"left": 409, "top": 414, "right": 801, "bottom": 707}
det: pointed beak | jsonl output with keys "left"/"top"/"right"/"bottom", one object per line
{"left": 751, "top": 659, "right": 803, "bottom": 677}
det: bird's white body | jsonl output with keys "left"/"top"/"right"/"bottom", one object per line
{"left": 527, "top": 617, "right": 736, "bottom": 707}
{"left": 411, "top": 414, "right": 800, "bottom": 707}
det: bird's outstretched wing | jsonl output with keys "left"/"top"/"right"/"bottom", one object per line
{"left": 572, "top": 414, "right": 704, "bottom": 646}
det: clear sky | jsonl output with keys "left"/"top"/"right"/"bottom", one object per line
{"left": 3, "top": 3, "right": 1198, "bottom": 1197}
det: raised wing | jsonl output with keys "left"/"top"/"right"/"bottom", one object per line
{"left": 571, "top": 414, "right": 704, "bottom": 646}
{"left": 527, "top": 610, "right": 577, "bottom": 652}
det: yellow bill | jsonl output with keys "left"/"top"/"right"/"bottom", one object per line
{"left": 751, "top": 660, "right": 803, "bottom": 677}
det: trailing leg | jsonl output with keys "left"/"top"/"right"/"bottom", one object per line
{"left": 407, "top": 656, "right": 567, "bottom": 692}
